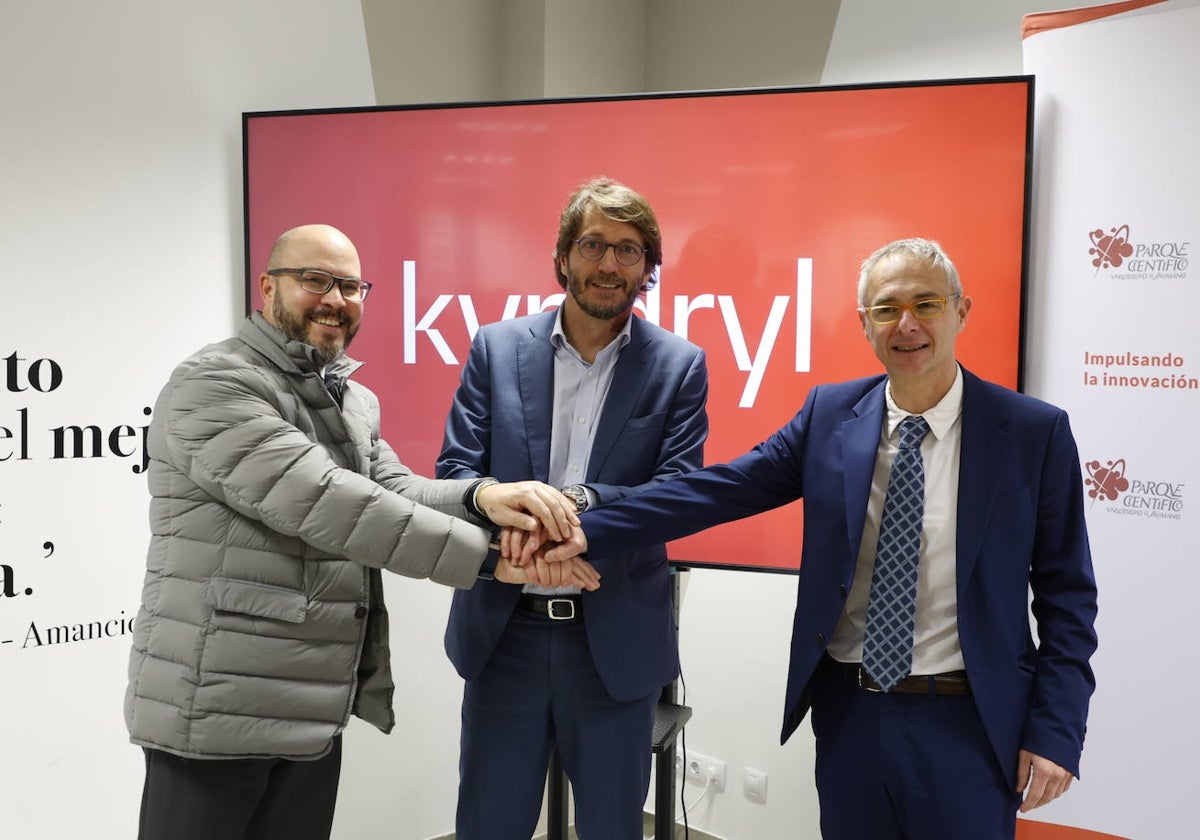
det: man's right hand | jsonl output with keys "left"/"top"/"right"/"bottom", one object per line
{"left": 499, "top": 524, "right": 589, "bottom": 568}
{"left": 477, "top": 481, "right": 578, "bottom": 541}
{"left": 494, "top": 552, "right": 600, "bottom": 591}
{"left": 538, "top": 527, "right": 589, "bottom": 565}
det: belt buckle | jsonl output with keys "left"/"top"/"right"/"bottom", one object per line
{"left": 857, "top": 666, "right": 883, "bottom": 693}
{"left": 546, "top": 598, "right": 576, "bottom": 620}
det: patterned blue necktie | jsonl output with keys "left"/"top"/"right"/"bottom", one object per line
{"left": 861, "top": 415, "right": 930, "bottom": 692}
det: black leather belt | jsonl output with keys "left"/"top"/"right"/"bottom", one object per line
{"left": 518, "top": 594, "right": 582, "bottom": 621}
{"left": 827, "top": 657, "right": 970, "bottom": 696}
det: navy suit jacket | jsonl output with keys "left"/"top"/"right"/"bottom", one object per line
{"left": 581, "top": 368, "right": 1098, "bottom": 780}
{"left": 437, "top": 311, "right": 709, "bottom": 702}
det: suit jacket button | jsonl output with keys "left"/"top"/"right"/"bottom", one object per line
{"left": 838, "top": 584, "right": 848, "bottom": 597}
{"left": 354, "top": 605, "right": 368, "bottom": 619}
{"left": 815, "top": 632, "right": 825, "bottom": 645}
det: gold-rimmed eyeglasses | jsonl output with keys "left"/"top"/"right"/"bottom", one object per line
{"left": 860, "top": 294, "right": 960, "bottom": 325}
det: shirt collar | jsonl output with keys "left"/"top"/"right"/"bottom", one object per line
{"left": 550, "top": 307, "right": 634, "bottom": 356}
{"left": 883, "top": 364, "right": 964, "bottom": 441}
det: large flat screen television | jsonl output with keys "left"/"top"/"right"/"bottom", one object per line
{"left": 244, "top": 76, "right": 1031, "bottom": 573}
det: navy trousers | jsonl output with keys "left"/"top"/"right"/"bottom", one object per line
{"left": 810, "top": 663, "right": 1020, "bottom": 839}
{"left": 138, "top": 737, "right": 342, "bottom": 840}
{"left": 456, "top": 602, "right": 657, "bottom": 840}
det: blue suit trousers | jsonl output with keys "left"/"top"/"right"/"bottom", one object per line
{"left": 456, "top": 603, "right": 657, "bottom": 840}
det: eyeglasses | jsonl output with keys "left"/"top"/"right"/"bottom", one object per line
{"left": 267, "top": 268, "right": 372, "bottom": 302}
{"left": 573, "top": 237, "right": 648, "bottom": 266}
{"left": 860, "top": 294, "right": 960, "bottom": 325}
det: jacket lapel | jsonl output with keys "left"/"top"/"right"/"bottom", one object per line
{"left": 516, "top": 314, "right": 556, "bottom": 481}
{"left": 588, "top": 317, "right": 650, "bottom": 480}
{"left": 955, "top": 369, "right": 1010, "bottom": 591}
{"left": 841, "top": 380, "right": 887, "bottom": 559}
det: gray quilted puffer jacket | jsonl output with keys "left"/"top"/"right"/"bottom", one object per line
{"left": 125, "top": 313, "right": 491, "bottom": 760}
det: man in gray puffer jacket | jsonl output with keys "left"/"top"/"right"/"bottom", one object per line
{"left": 126, "top": 224, "right": 599, "bottom": 840}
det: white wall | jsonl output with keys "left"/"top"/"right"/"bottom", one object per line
{"left": 0, "top": 2, "right": 376, "bottom": 838}
{"left": 362, "top": 0, "right": 502, "bottom": 104}
{"left": 822, "top": 0, "right": 1072, "bottom": 84}
{"left": 645, "top": 0, "right": 837, "bottom": 91}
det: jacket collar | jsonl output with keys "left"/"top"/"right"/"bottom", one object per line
{"left": 241, "top": 312, "right": 363, "bottom": 380}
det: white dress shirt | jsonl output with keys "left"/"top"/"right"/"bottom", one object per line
{"left": 827, "top": 365, "right": 966, "bottom": 675}
{"left": 525, "top": 308, "right": 632, "bottom": 595}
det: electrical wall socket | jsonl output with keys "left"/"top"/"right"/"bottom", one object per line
{"left": 743, "top": 767, "right": 768, "bottom": 804}
{"left": 682, "top": 751, "right": 726, "bottom": 792}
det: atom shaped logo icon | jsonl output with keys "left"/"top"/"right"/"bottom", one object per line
{"left": 1084, "top": 458, "right": 1130, "bottom": 503}
{"left": 1089, "top": 224, "right": 1134, "bottom": 271}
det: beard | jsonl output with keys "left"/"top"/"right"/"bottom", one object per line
{"left": 567, "top": 268, "right": 639, "bottom": 321}
{"left": 271, "top": 294, "right": 358, "bottom": 367}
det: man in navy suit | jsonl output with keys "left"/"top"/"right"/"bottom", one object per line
{"left": 544, "top": 238, "right": 1098, "bottom": 839}
{"left": 438, "top": 177, "right": 709, "bottom": 839}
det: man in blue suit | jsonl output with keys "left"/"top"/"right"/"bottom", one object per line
{"left": 544, "top": 238, "right": 1098, "bottom": 839}
{"left": 438, "top": 177, "right": 709, "bottom": 839}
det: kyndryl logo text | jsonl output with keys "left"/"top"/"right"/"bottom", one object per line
{"left": 398, "top": 259, "right": 814, "bottom": 409}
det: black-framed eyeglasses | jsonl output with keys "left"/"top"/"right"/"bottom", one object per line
{"left": 267, "top": 268, "right": 372, "bottom": 302}
{"left": 859, "top": 294, "right": 960, "bottom": 325}
{"left": 573, "top": 237, "right": 648, "bottom": 267}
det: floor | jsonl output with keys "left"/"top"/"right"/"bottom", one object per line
{"left": 433, "top": 811, "right": 722, "bottom": 839}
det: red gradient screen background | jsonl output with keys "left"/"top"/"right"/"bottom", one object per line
{"left": 244, "top": 78, "right": 1031, "bottom": 573}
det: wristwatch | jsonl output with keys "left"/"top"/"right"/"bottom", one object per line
{"left": 560, "top": 484, "right": 589, "bottom": 514}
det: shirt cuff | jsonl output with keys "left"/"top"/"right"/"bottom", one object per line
{"left": 477, "top": 531, "right": 502, "bottom": 580}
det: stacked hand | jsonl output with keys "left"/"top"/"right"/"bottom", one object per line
{"left": 494, "top": 550, "right": 600, "bottom": 590}
{"left": 476, "top": 480, "right": 579, "bottom": 540}
{"left": 475, "top": 482, "right": 598, "bottom": 590}
{"left": 498, "top": 523, "right": 589, "bottom": 567}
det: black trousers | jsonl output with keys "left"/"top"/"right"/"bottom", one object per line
{"left": 138, "top": 738, "right": 342, "bottom": 840}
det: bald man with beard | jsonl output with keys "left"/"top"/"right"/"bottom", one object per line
{"left": 126, "top": 224, "right": 598, "bottom": 840}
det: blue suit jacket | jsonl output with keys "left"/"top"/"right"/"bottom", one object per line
{"left": 581, "top": 368, "right": 1098, "bottom": 780}
{"left": 437, "top": 311, "right": 709, "bottom": 702}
